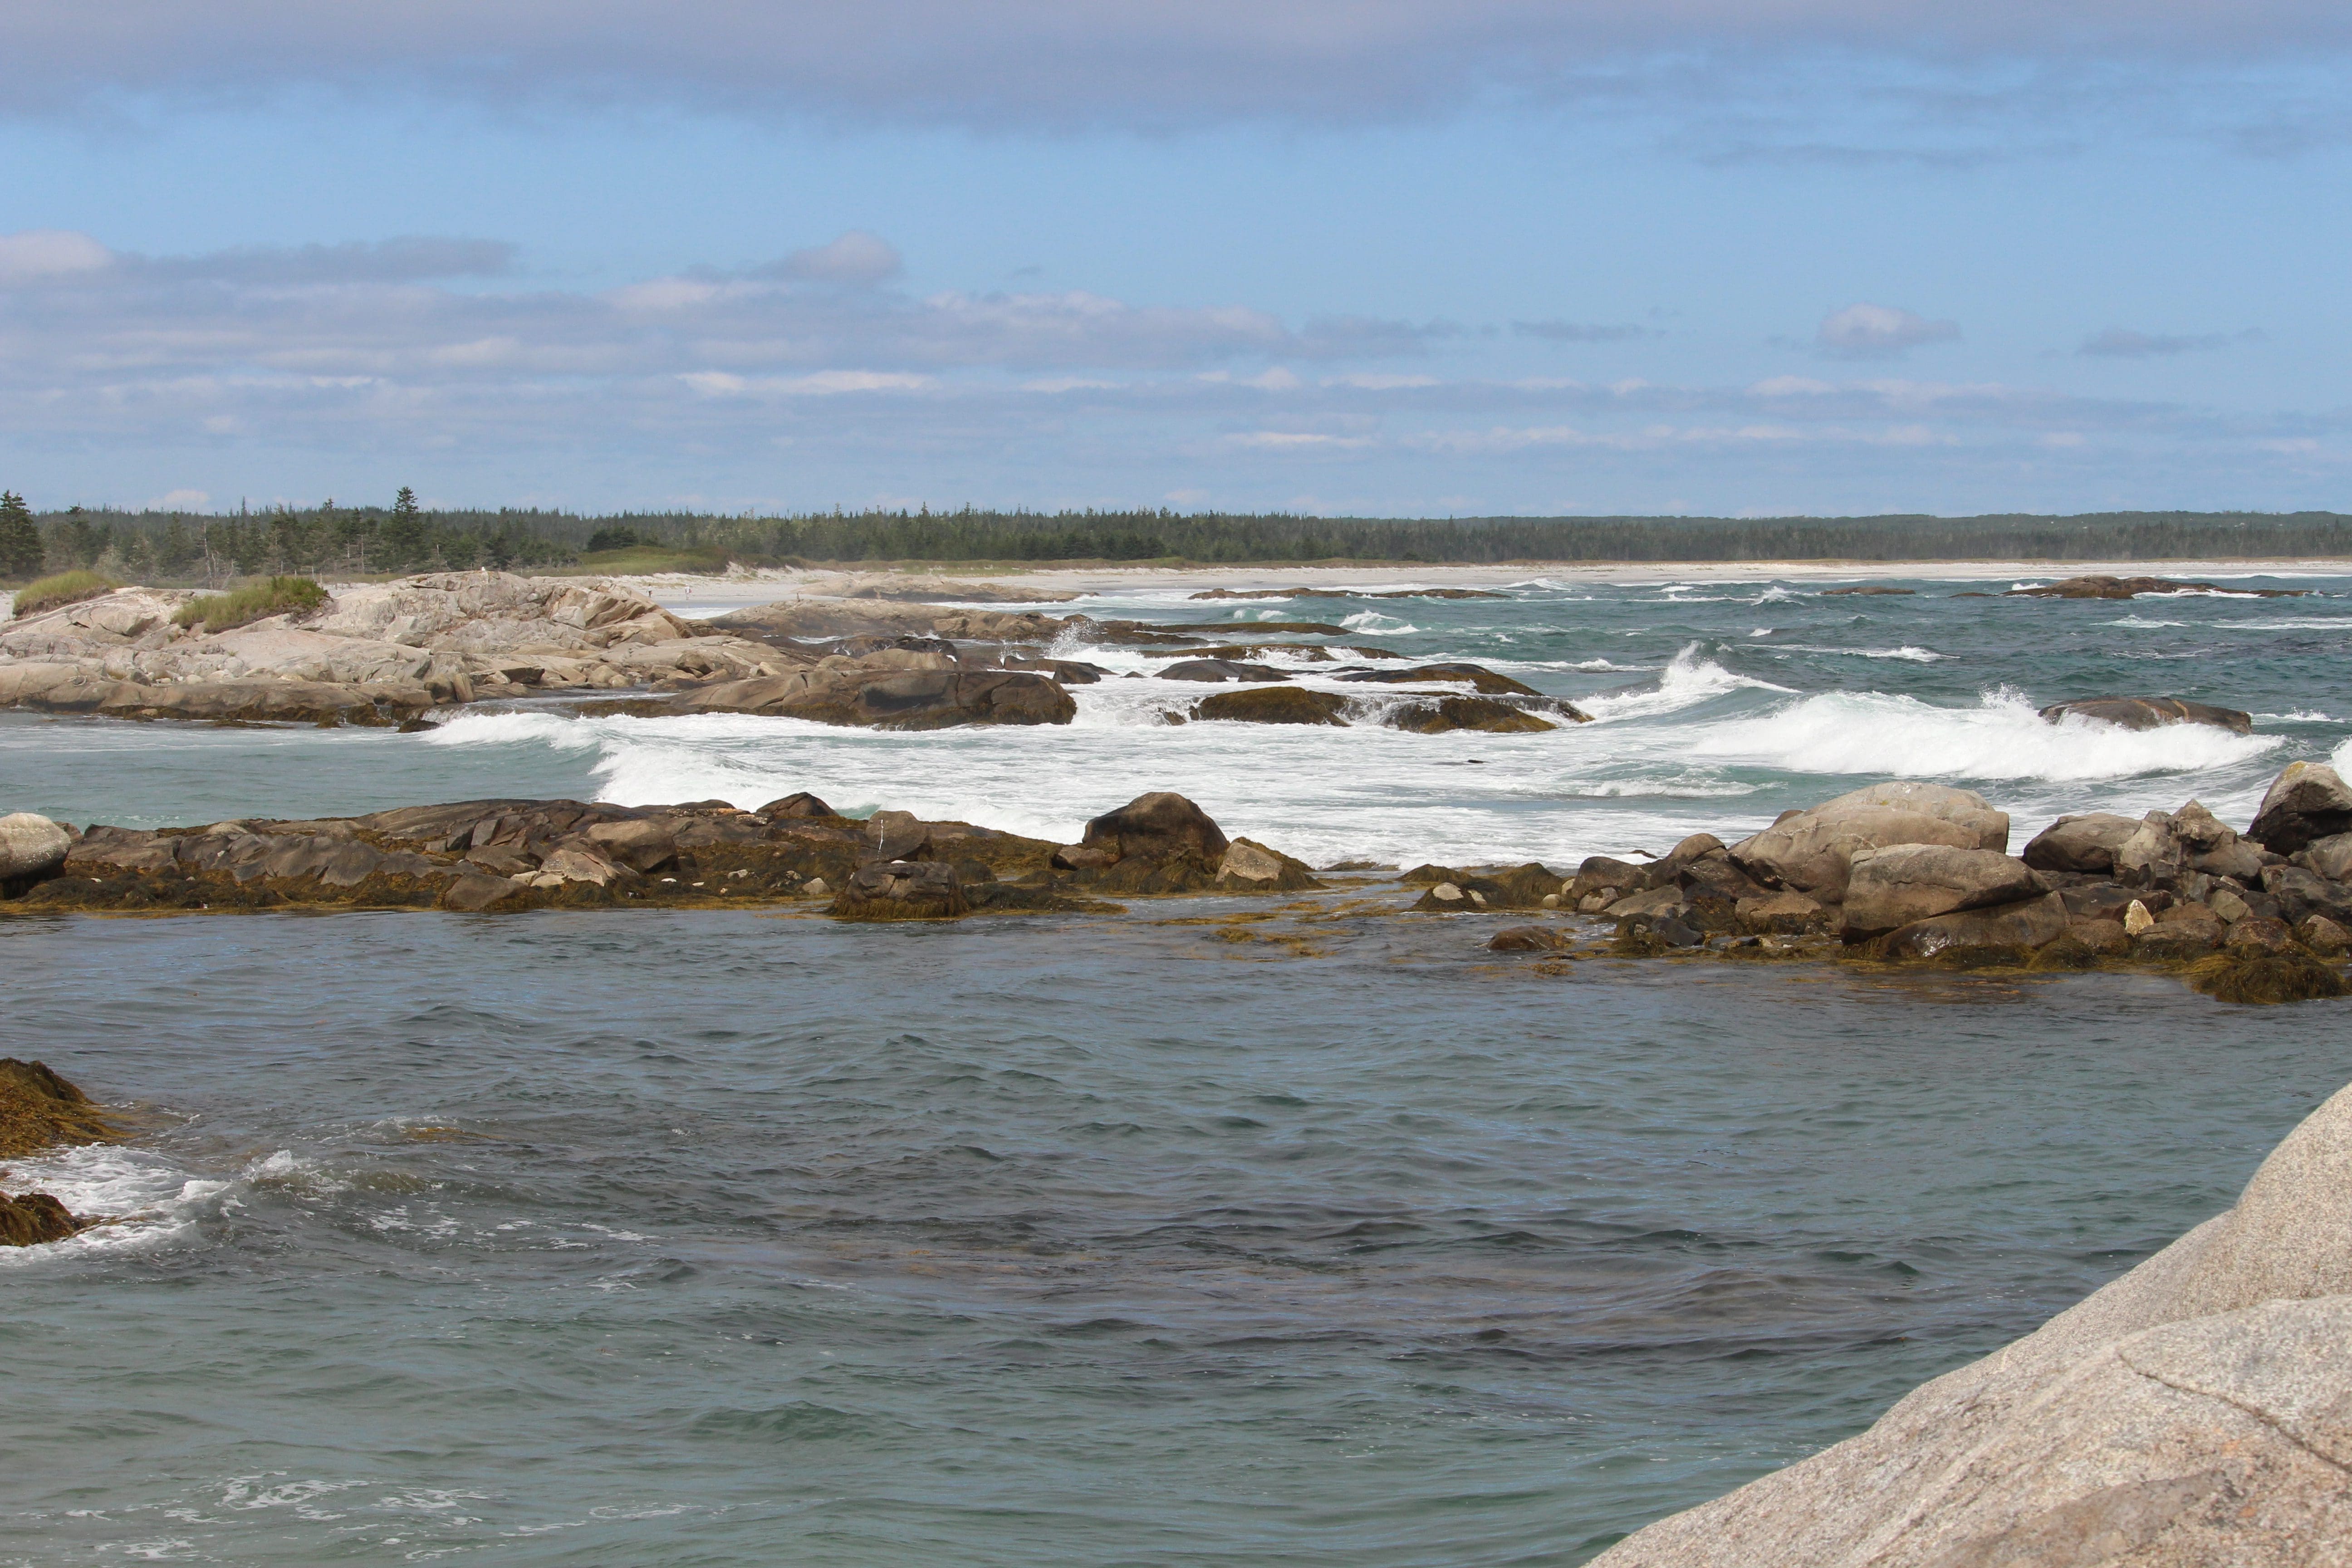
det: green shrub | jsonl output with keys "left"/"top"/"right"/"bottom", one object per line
{"left": 172, "top": 576, "right": 329, "bottom": 632}
{"left": 10, "top": 569, "right": 120, "bottom": 619}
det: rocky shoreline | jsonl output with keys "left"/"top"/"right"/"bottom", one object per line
{"left": 7, "top": 759, "right": 2351, "bottom": 1005}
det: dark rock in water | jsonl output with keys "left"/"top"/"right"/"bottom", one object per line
{"left": 1171, "top": 621, "right": 1352, "bottom": 637}
{"left": 2008, "top": 575, "right": 2303, "bottom": 599}
{"left": 1819, "top": 585, "right": 1913, "bottom": 596}
{"left": 757, "top": 792, "right": 839, "bottom": 819}
{"left": 1651, "top": 915, "right": 1704, "bottom": 948}
{"left": 1192, "top": 687, "right": 1350, "bottom": 726}
{"left": 2022, "top": 813, "right": 2142, "bottom": 873}
{"left": 1388, "top": 696, "right": 1558, "bottom": 735}
{"left": 2187, "top": 948, "right": 2349, "bottom": 1004}
{"left": 1333, "top": 663, "right": 1540, "bottom": 696}
{"left": 1570, "top": 855, "right": 1647, "bottom": 906}
{"left": 1487, "top": 925, "right": 1572, "bottom": 952}
{"left": 830, "top": 859, "right": 967, "bottom": 921}
{"left": 1157, "top": 659, "right": 1290, "bottom": 683}
{"left": 0, "top": 1058, "right": 119, "bottom": 1159}
{"left": 683, "top": 667, "right": 1076, "bottom": 729}
{"left": 2225, "top": 915, "right": 2297, "bottom": 954}
{"left": 440, "top": 872, "right": 529, "bottom": 912}
{"left": 0, "top": 1190, "right": 82, "bottom": 1247}
{"left": 1737, "top": 890, "right": 1829, "bottom": 933}
{"left": 2249, "top": 762, "right": 2352, "bottom": 854}
{"left": 2039, "top": 696, "right": 2254, "bottom": 735}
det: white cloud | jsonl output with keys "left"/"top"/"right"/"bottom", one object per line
{"left": 772, "top": 230, "right": 902, "bottom": 285}
{"left": 1815, "top": 303, "right": 1960, "bottom": 358}
{"left": 0, "top": 229, "right": 113, "bottom": 284}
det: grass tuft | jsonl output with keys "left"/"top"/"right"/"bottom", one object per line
{"left": 173, "top": 576, "right": 329, "bottom": 632}
{"left": 10, "top": 569, "right": 120, "bottom": 619}
{"left": 2185, "top": 949, "right": 2351, "bottom": 1005}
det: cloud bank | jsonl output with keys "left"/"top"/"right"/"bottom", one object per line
{"left": 7, "top": 3, "right": 2350, "bottom": 131}
{"left": 0, "top": 226, "right": 2336, "bottom": 516}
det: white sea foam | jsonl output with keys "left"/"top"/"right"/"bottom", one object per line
{"left": 2217, "top": 618, "right": 2352, "bottom": 631}
{"left": 0, "top": 1144, "right": 233, "bottom": 1260}
{"left": 2106, "top": 616, "right": 2189, "bottom": 628}
{"left": 1684, "top": 687, "right": 2281, "bottom": 782}
{"left": 1340, "top": 611, "right": 1417, "bottom": 634}
{"left": 2335, "top": 736, "right": 2352, "bottom": 774}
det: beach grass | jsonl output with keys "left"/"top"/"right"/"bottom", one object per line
{"left": 173, "top": 575, "right": 330, "bottom": 632}
{"left": 10, "top": 569, "right": 121, "bottom": 619}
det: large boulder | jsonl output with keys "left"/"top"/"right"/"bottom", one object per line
{"left": 2297, "top": 832, "right": 2352, "bottom": 883}
{"left": 2021, "top": 812, "right": 2141, "bottom": 874}
{"left": 1083, "top": 793, "right": 1230, "bottom": 866}
{"left": 2038, "top": 696, "right": 2254, "bottom": 735}
{"left": 1731, "top": 783, "right": 2009, "bottom": 902}
{"left": 1590, "top": 1076, "right": 2352, "bottom": 1568}
{"left": 0, "top": 813, "right": 72, "bottom": 883}
{"left": 2248, "top": 761, "right": 2352, "bottom": 854}
{"left": 1842, "top": 845, "right": 2046, "bottom": 936}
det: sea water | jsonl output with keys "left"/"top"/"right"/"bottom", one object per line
{"left": 2, "top": 573, "right": 2350, "bottom": 1565}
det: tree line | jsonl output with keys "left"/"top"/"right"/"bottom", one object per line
{"left": 4, "top": 492, "right": 2350, "bottom": 583}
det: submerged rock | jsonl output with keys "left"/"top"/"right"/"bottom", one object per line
{"left": 2008, "top": 574, "right": 2303, "bottom": 599}
{"left": 2040, "top": 696, "right": 2254, "bottom": 735}
{"left": 1592, "top": 1074, "right": 2352, "bottom": 1568}
{"left": 1387, "top": 696, "right": 1560, "bottom": 734}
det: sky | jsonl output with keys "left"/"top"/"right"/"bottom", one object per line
{"left": 1, "top": 2, "right": 2347, "bottom": 518}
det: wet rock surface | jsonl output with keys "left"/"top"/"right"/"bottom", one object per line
{"left": 2007, "top": 574, "right": 2305, "bottom": 599}
{"left": 2040, "top": 696, "right": 2255, "bottom": 734}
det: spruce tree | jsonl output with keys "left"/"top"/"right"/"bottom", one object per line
{"left": 0, "top": 492, "right": 41, "bottom": 580}
{"left": 383, "top": 485, "right": 427, "bottom": 569}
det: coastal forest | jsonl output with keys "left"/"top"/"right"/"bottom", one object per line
{"left": 2, "top": 489, "right": 2348, "bottom": 585}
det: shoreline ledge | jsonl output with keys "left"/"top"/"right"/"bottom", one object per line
{"left": 0, "top": 571, "right": 1583, "bottom": 734}
{"left": 1592, "top": 1074, "right": 2352, "bottom": 1566}
{"left": 7, "top": 761, "right": 2352, "bottom": 1004}
{"left": 0, "top": 1058, "right": 121, "bottom": 1248}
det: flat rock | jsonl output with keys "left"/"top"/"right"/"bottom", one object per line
{"left": 1875, "top": 890, "right": 2068, "bottom": 962}
{"left": 1842, "top": 845, "right": 2046, "bottom": 936}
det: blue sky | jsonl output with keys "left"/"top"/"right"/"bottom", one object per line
{"left": 1, "top": 3, "right": 2346, "bottom": 517}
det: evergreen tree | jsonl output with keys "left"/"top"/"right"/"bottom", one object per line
{"left": 382, "top": 485, "right": 427, "bottom": 569}
{"left": 0, "top": 491, "right": 40, "bottom": 579}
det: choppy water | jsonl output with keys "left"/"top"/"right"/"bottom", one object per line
{"left": 5, "top": 572, "right": 2352, "bottom": 1565}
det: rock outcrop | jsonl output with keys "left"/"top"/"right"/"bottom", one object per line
{"left": 0, "top": 1058, "right": 117, "bottom": 1247}
{"left": 0, "top": 812, "right": 72, "bottom": 885}
{"left": 2039, "top": 696, "right": 2255, "bottom": 735}
{"left": 1591, "top": 1077, "right": 2352, "bottom": 1568}
{"left": 1840, "top": 844, "right": 2045, "bottom": 936}
{"left": 681, "top": 665, "right": 1077, "bottom": 728}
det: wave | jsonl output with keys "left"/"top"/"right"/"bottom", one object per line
{"left": 1777, "top": 644, "right": 1952, "bottom": 662}
{"left": 1684, "top": 687, "right": 2281, "bottom": 782}
{"left": 1578, "top": 645, "right": 1794, "bottom": 722}
{"left": 2217, "top": 618, "right": 2352, "bottom": 631}
{"left": 1340, "top": 612, "right": 1418, "bottom": 634}
{"left": 2104, "top": 616, "right": 2188, "bottom": 629}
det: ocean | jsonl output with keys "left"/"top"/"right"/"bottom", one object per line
{"left": 3, "top": 570, "right": 2349, "bottom": 1564}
